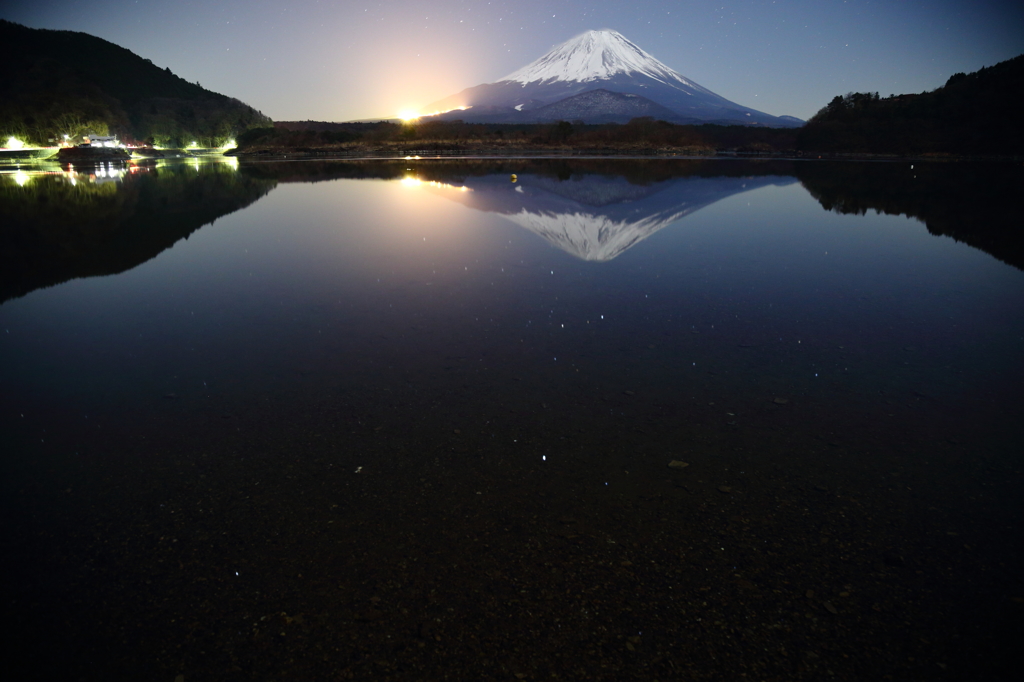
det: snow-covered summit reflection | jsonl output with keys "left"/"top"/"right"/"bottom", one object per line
{"left": 431, "top": 171, "right": 797, "bottom": 261}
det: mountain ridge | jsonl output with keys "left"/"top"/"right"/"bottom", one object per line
{"left": 0, "top": 20, "right": 270, "bottom": 147}
{"left": 425, "top": 30, "right": 800, "bottom": 127}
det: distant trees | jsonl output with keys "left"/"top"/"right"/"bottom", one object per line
{"left": 230, "top": 118, "right": 798, "bottom": 154}
{"left": 816, "top": 92, "right": 881, "bottom": 121}
{"left": 796, "top": 53, "right": 1024, "bottom": 154}
{"left": 553, "top": 120, "right": 574, "bottom": 143}
{"left": 52, "top": 112, "right": 89, "bottom": 143}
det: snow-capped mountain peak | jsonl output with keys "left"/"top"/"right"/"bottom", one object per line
{"left": 423, "top": 29, "right": 802, "bottom": 127}
{"left": 499, "top": 29, "right": 705, "bottom": 93}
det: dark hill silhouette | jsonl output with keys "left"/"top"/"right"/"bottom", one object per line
{"left": 797, "top": 54, "right": 1024, "bottom": 154}
{"left": 0, "top": 20, "right": 271, "bottom": 147}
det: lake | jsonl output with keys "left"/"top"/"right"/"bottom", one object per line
{"left": 2, "top": 156, "right": 1022, "bottom": 680}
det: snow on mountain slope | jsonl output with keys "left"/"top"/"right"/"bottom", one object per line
{"left": 424, "top": 29, "right": 802, "bottom": 127}
{"left": 500, "top": 29, "right": 713, "bottom": 97}
{"left": 429, "top": 172, "right": 798, "bottom": 261}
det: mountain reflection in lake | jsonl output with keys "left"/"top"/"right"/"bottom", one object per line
{"left": 429, "top": 168, "right": 796, "bottom": 261}
{"left": 1, "top": 157, "right": 1022, "bottom": 681}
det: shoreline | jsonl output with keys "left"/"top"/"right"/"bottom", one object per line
{"left": 4, "top": 146, "right": 1020, "bottom": 166}
{"left": 227, "top": 146, "right": 1023, "bottom": 163}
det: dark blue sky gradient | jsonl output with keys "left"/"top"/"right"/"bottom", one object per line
{"left": 3, "top": 1, "right": 1022, "bottom": 122}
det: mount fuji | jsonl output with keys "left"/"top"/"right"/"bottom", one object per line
{"left": 429, "top": 171, "right": 798, "bottom": 261}
{"left": 424, "top": 30, "right": 801, "bottom": 127}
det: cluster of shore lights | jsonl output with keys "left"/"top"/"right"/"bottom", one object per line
{"left": 5, "top": 136, "right": 26, "bottom": 150}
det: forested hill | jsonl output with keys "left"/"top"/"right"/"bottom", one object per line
{"left": 796, "top": 54, "right": 1024, "bottom": 155}
{"left": 0, "top": 20, "right": 271, "bottom": 147}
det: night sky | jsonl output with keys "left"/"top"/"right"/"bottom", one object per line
{"left": 3, "top": 1, "right": 1022, "bottom": 122}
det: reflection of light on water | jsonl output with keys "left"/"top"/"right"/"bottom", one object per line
{"left": 74, "top": 162, "right": 128, "bottom": 185}
{"left": 400, "top": 176, "right": 470, "bottom": 192}
{"left": 14, "top": 170, "right": 29, "bottom": 186}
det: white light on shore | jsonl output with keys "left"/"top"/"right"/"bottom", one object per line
{"left": 6, "top": 137, "right": 25, "bottom": 150}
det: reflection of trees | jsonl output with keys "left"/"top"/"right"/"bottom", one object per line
{"left": 797, "top": 161, "right": 1024, "bottom": 270}
{"left": 0, "top": 161, "right": 277, "bottom": 303}
{"left": 238, "top": 157, "right": 802, "bottom": 186}
{"left": 242, "top": 157, "right": 1024, "bottom": 267}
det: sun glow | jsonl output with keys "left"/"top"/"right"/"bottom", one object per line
{"left": 400, "top": 176, "right": 471, "bottom": 193}
{"left": 398, "top": 106, "right": 469, "bottom": 122}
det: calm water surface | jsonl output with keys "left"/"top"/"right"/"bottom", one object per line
{"left": 2, "top": 157, "right": 1022, "bottom": 680}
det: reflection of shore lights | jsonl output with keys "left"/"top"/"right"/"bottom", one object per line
{"left": 14, "top": 170, "right": 29, "bottom": 186}
{"left": 6, "top": 137, "right": 25, "bottom": 150}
